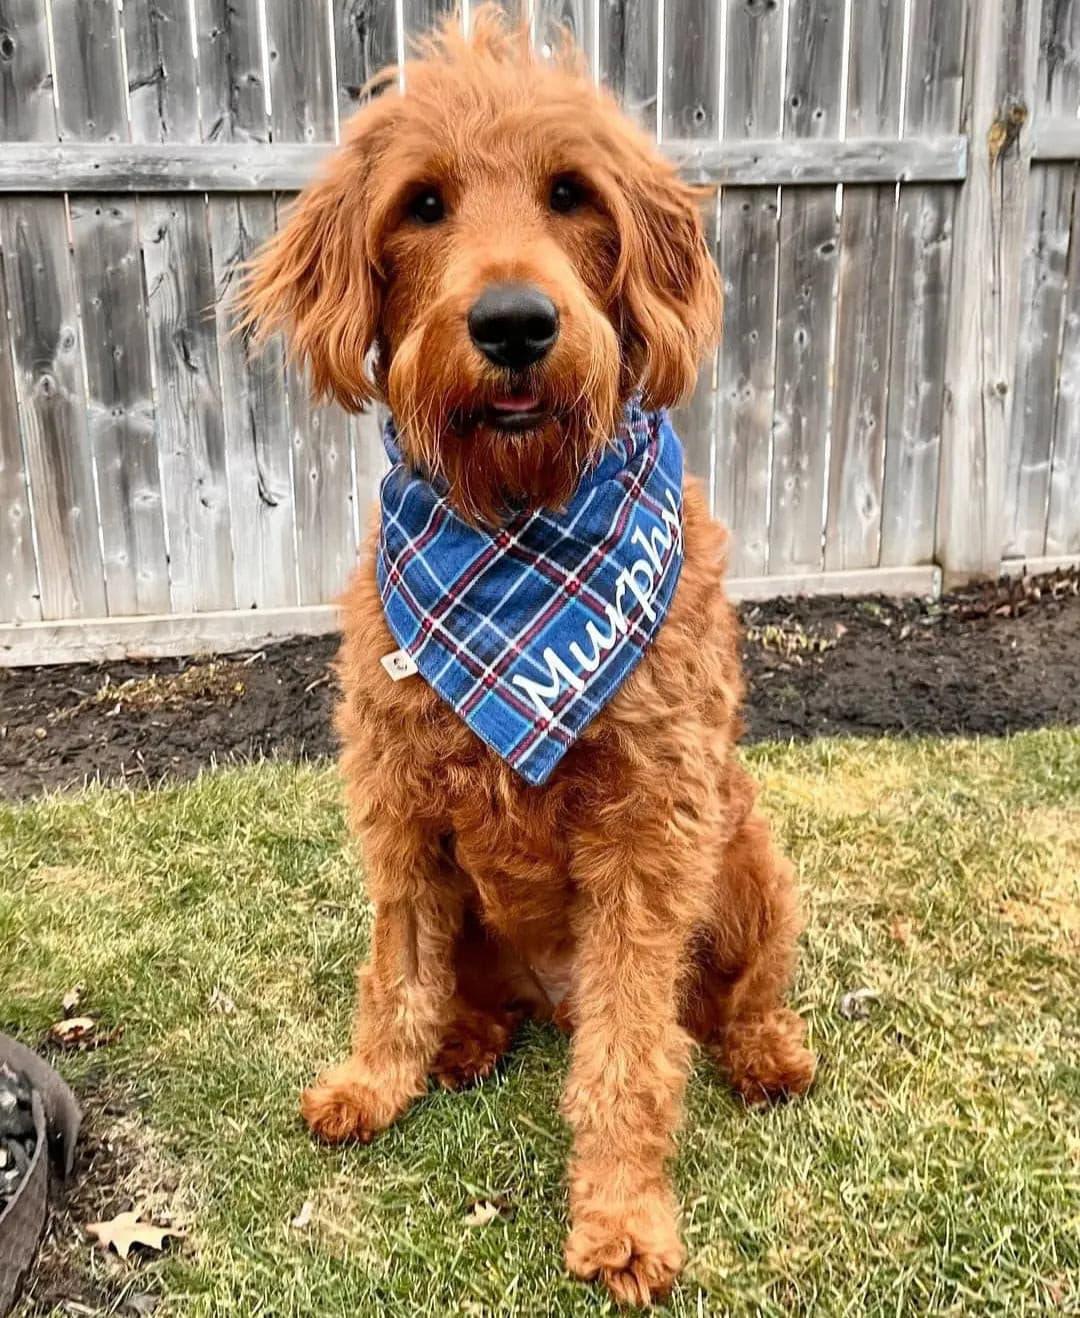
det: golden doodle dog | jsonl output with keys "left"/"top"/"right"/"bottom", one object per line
{"left": 242, "top": 8, "right": 815, "bottom": 1305}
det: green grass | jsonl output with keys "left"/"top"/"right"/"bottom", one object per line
{"left": 2, "top": 732, "right": 1078, "bottom": 1316}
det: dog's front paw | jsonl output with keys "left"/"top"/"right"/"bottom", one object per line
{"left": 300, "top": 1061, "right": 402, "bottom": 1144}
{"left": 565, "top": 1197, "right": 685, "bottom": 1307}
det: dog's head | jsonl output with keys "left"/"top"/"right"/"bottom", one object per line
{"left": 240, "top": 6, "right": 720, "bottom": 522}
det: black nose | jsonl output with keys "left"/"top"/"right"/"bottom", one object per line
{"left": 467, "top": 283, "right": 559, "bottom": 370}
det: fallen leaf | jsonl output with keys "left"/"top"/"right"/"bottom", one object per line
{"left": 47, "top": 1016, "right": 121, "bottom": 1050}
{"left": 888, "top": 916, "right": 912, "bottom": 946}
{"left": 208, "top": 986, "right": 236, "bottom": 1016}
{"left": 463, "top": 1195, "right": 512, "bottom": 1227}
{"left": 290, "top": 1200, "right": 313, "bottom": 1230}
{"left": 85, "top": 1211, "right": 181, "bottom": 1260}
{"left": 61, "top": 983, "right": 86, "bottom": 1015}
{"left": 838, "top": 988, "right": 880, "bottom": 1021}
{"left": 464, "top": 1201, "right": 501, "bottom": 1227}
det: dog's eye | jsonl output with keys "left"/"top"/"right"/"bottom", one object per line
{"left": 549, "top": 175, "right": 584, "bottom": 214}
{"left": 408, "top": 187, "right": 445, "bottom": 224}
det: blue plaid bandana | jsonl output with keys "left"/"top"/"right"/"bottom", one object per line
{"left": 376, "top": 399, "right": 685, "bottom": 786}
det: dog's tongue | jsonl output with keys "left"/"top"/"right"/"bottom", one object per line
{"left": 491, "top": 392, "right": 541, "bottom": 414}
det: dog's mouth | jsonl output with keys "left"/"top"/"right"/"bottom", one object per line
{"left": 483, "top": 390, "right": 550, "bottom": 433}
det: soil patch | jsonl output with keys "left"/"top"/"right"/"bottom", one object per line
{"left": 2, "top": 570, "right": 1077, "bottom": 800}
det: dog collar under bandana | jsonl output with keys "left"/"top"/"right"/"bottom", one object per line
{"left": 376, "top": 399, "right": 685, "bottom": 786}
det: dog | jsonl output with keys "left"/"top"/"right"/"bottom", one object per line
{"left": 241, "top": 9, "right": 815, "bottom": 1305}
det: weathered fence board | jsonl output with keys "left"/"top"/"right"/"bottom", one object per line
{"left": 662, "top": 0, "right": 720, "bottom": 493}
{"left": 825, "top": 0, "right": 904, "bottom": 572}
{"left": 199, "top": 0, "right": 298, "bottom": 611}
{"left": 1047, "top": 213, "right": 1080, "bottom": 556}
{"left": 879, "top": 0, "right": 966, "bottom": 568}
{"left": 3, "top": 0, "right": 1080, "bottom": 664}
{"left": 0, "top": 137, "right": 969, "bottom": 191}
{"left": 1005, "top": 0, "right": 1080, "bottom": 557}
{"left": 127, "top": 0, "right": 236, "bottom": 615}
{"left": 770, "top": 0, "right": 845, "bottom": 576}
{"left": 937, "top": 0, "right": 1042, "bottom": 583}
{"left": 55, "top": 0, "right": 171, "bottom": 618}
{"left": 268, "top": 0, "right": 359, "bottom": 606}
{"left": 0, "top": 0, "right": 105, "bottom": 622}
{"left": 714, "top": 0, "right": 785, "bottom": 579}
{"left": 0, "top": 241, "right": 38, "bottom": 623}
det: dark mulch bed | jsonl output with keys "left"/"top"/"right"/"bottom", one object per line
{"left": 1, "top": 571, "right": 1077, "bottom": 800}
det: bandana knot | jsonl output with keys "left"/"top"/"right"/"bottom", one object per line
{"left": 376, "top": 398, "right": 685, "bottom": 785}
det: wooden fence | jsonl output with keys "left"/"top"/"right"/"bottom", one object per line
{"left": 0, "top": 0, "right": 1078, "bottom": 664}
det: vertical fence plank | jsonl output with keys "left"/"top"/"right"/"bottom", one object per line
{"left": 52, "top": 0, "right": 170, "bottom": 618}
{"left": 333, "top": 0, "right": 399, "bottom": 541}
{"left": 335, "top": 0, "right": 398, "bottom": 116}
{"left": 402, "top": 0, "right": 456, "bottom": 51}
{"left": 621, "top": 0, "right": 657, "bottom": 132}
{"left": 598, "top": 0, "right": 624, "bottom": 92}
{"left": 0, "top": 0, "right": 105, "bottom": 621}
{"left": 1012, "top": 0, "right": 1080, "bottom": 557}
{"left": 267, "top": 1, "right": 358, "bottom": 605}
{"left": 769, "top": 0, "right": 845, "bottom": 575}
{"left": 1005, "top": 164, "right": 1076, "bottom": 557}
{"left": 0, "top": 1, "right": 39, "bottom": 623}
{"left": 125, "top": 0, "right": 236, "bottom": 615}
{"left": 661, "top": 0, "right": 720, "bottom": 492}
{"left": 535, "top": 0, "right": 595, "bottom": 70}
{"left": 1045, "top": 0, "right": 1080, "bottom": 558}
{"left": 198, "top": 0, "right": 297, "bottom": 611}
{"left": 825, "top": 0, "right": 903, "bottom": 571}
{"left": 0, "top": 242, "right": 38, "bottom": 622}
{"left": 880, "top": 0, "right": 966, "bottom": 568}
{"left": 1047, "top": 206, "right": 1080, "bottom": 556}
{"left": 715, "top": 0, "right": 784, "bottom": 578}
{"left": 937, "top": 0, "right": 1040, "bottom": 583}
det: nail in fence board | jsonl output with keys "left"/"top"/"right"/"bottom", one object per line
{"left": 769, "top": 0, "right": 845, "bottom": 576}
{"left": 53, "top": 0, "right": 171, "bottom": 618}
{"left": 715, "top": 0, "right": 784, "bottom": 578}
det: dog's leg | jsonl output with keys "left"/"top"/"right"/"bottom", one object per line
{"left": 301, "top": 825, "right": 463, "bottom": 1144}
{"left": 696, "top": 809, "right": 817, "bottom": 1105}
{"left": 560, "top": 853, "right": 700, "bottom": 1306}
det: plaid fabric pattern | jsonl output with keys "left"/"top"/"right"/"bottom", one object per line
{"left": 377, "top": 399, "right": 685, "bottom": 786}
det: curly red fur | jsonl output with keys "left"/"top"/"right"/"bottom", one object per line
{"left": 241, "top": 7, "right": 812, "bottom": 1305}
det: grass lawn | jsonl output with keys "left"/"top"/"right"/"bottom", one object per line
{"left": 2, "top": 731, "right": 1078, "bottom": 1316}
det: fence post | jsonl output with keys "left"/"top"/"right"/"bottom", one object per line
{"left": 936, "top": 0, "right": 1040, "bottom": 587}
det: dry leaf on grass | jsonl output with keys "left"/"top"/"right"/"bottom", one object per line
{"left": 61, "top": 983, "right": 86, "bottom": 1015}
{"left": 47, "top": 1016, "right": 121, "bottom": 1050}
{"left": 838, "top": 988, "right": 880, "bottom": 1021}
{"left": 86, "top": 1210, "right": 181, "bottom": 1260}
{"left": 463, "top": 1196, "right": 512, "bottom": 1227}
{"left": 888, "top": 916, "right": 913, "bottom": 946}
{"left": 290, "top": 1200, "right": 313, "bottom": 1230}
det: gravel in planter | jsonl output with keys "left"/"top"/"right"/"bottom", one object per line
{"left": 0, "top": 1065, "right": 37, "bottom": 1213}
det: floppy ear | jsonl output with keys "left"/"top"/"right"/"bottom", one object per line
{"left": 236, "top": 124, "right": 383, "bottom": 411}
{"left": 610, "top": 154, "right": 722, "bottom": 409}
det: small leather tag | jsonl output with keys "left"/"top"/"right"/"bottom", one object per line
{"left": 381, "top": 648, "right": 418, "bottom": 681}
